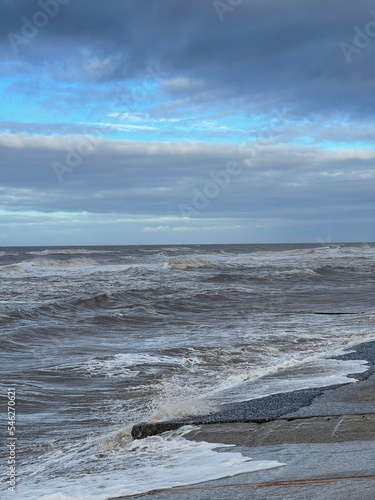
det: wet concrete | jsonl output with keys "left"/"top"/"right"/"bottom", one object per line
{"left": 116, "top": 477, "right": 375, "bottom": 500}
{"left": 131, "top": 340, "right": 375, "bottom": 440}
{"left": 115, "top": 439, "right": 375, "bottom": 499}
{"left": 131, "top": 386, "right": 331, "bottom": 439}
{"left": 155, "top": 414, "right": 375, "bottom": 499}
{"left": 122, "top": 341, "right": 375, "bottom": 499}
{"left": 184, "top": 414, "right": 375, "bottom": 446}
{"left": 282, "top": 374, "right": 375, "bottom": 418}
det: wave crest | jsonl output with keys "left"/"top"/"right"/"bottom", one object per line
{"left": 32, "top": 257, "right": 97, "bottom": 268}
{"left": 27, "top": 248, "right": 98, "bottom": 256}
{"left": 0, "top": 264, "right": 23, "bottom": 274}
{"left": 168, "top": 258, "right": 213, "bottom": 270}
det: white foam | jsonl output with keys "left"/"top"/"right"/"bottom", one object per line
{"left": 31, "top": 257, "right": 97, "bottom": 268}
{"left": 0, "top": 258, "right": 99, "bottom": 276}
{"left": 161, "top": 244, "right": 375, "bottom": 273}
{"left": 168, "top": 258, "right": 214, "bottom": 269}
{"left": 27, "top": 249, "right": 112, "bottom": 255}
{"left": 0, "top": 264, "right": 23, "bottom": 274}
{"left": 209, "top": 358, "right": 369, "bottom": 404}
{"left": 148, "top": 378, "right": 217, "bottom": 421}
{"left": 80, "top": 352, "right": 197, "bottom": 379}
{"left": 144, "top": 340, "right": 371, "bottom": 420}
{"left": 17, "top": 426, "right": 285, "bottom": 500}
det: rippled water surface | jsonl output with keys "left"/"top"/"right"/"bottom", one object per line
{"left": 1, "top": 243, "right": 374, "bottom": 498}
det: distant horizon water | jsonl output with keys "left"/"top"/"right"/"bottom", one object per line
{"left": 2, "top": 240, "right": 374, "bottom": 249}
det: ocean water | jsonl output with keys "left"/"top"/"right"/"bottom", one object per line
{"left": 1, "top": 243, "right": 374, "bottom": 499}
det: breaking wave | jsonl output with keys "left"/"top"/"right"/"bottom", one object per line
{"left": 31, "top": 257, "right": 97, "bottom": 268}
{"left": 168, "top": 258, "right": 214, "bottom": 270}
{"left": 0, "top": 264, "right": 23, "bottom": 274}
{"left": 27, "top": 248, "right": 105, "bottom": 255}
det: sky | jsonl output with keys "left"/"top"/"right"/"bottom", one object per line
{"left": 0, "top": 0, "right": 374, "bottom": 246}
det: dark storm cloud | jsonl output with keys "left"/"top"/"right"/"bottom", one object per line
{"left": 2, "top": 0, "right": 375, "bottom": 117}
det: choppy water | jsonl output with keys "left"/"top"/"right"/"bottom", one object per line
{"left": 1, "top": 243, "right": 374, "bottom": 499}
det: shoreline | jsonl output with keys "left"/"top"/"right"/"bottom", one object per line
{"left": 120, "top": 340, "right": 375, "bottom": 500}
{"left": 131, "top": 339, "right": 375, "bottom": 440}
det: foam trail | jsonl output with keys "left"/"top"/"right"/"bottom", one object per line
{"left": 16, "top": 426, "right": 285, "bottom": 500}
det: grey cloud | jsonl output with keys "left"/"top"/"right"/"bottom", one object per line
{"left": 2, "top": 1, "right": 375, "bottom": 118}
{"left": 1, "top": 134, "right": 373, "bottom": 223}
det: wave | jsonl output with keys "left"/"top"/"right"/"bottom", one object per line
{"left": 0, "top": 264, "right": 23, "bottom": 274}
{"left": 68, "top": 352, "right": 201, "bottom": 380}
{"left": 313, "top": 265, "right": 348, "bottom": 276}
{"left": 31, "top": 257, "right": 97, "bottom": 268}
{"left": 204, "top": 273, "right": 244, "bottom": 283}
{"left": 269, "top": 268, "right": 317, "bottom": 278}
{"left": 17, "top": 425, "right": 284, "bottom": 500}
{"left": 307, "top": 244, "right": 374, "bottom": 257}
{"left": 2, "top": 292, "right": 113, "bottom": 323}
{"left": 161, "top": 246, "right": 192, "bottom": 252}
{"left": 79, "top": 307, "right": 170, "bottom": 326}
{"left": 205, "top": 265, "right": 356, "bottom": 284}
{"left": 71, "top": 292, "right": 111, "bottom": 308}
{"left": 168, "top": 258, "right": 214, "bottom": 270}
{"left": 0, "top": 258, "right": 98, "bottom": 275}
{"left": 208, "top": 357, "right": 369, "bottom": 405}
{"left": 27, "top": 248, "right": 104, "bottom": 256}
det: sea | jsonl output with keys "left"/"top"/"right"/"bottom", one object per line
{"left": 1, "top": 243, "right": 374, "bottom": 499}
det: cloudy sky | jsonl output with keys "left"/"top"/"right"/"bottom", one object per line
{"left": 0, "top": 0, "right": 374, "bottom": 246}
